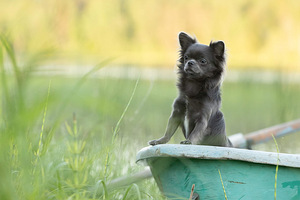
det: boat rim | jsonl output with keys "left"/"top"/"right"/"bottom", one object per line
{"left": 136, "top": 144, "right": 300, "bottom": 168}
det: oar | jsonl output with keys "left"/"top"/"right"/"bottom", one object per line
{"left": 104, "top": 118, "right": 300, "bottom": 189}
{"left": 229, "top": 118, "right": 300, "bottom": 149}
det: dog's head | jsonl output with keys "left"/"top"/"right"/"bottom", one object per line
{"left": 178, "top": 32, "right": 226, "bottom": 80}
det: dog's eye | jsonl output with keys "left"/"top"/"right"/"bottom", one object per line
{"left": 184, "top": 55, "right": 188, "bottom": 60}
{"left": 200, "top": 58, "right": 207, "bottom": 65}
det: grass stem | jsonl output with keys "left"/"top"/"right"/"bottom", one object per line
{"left": 112, "top": 78, "right": 139, "bottom": 143}
{"left": 272, "top": 134, "right": 280, "bottom": 200}
{"left": 33, "top": 80, "right": 51, "bottom": 174}
{"left": 218, "top": 169, "right": 228, "bottom": 200}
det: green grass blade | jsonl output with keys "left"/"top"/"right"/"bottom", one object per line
{"left": 103, "top": 147, "right": 110, "bottom": 181}
{"left": 0, "top": 35, "right": 19, "bottom": 76}
{"left": 0, "top": 43, "right": 10, "bottom": 113}
{"left": 40, "top": 127, "right": 54, "bottom": 157}
{"left": 112, "top": 78, "right": 139, "bottom": 143}
{"left": 132, "top": 184, "right": 142, "bottom": 200}
{"left": 74, "top": 58, "right": 114, "bottom": 89}
{"left": 272, "top": 134, "right": 280, "bottom": 200}
{"left": 22, "top": 48, "right": 55, "bottom": 81}
{"left": 98, "top": 180, "right": 108, "bottom": 200}
{"left": 72, "top": 113, "right": 78, "bottom": 138}
{"left": 39, "top": 81, "right": 54, "bottom": 157}
{"left": 121, "top": 183, "right": 142, "bottom": 200}
{"left": 33, "top": 80, "right": 52, "bottom": 173}
{"left": 0, "top": 34, "right": 21, "bottom": 88}
{"left": 0, "top": 34, "right": 26, "bottom": 114}
{"left": 103, "top": 78, "right": 139, "bottom": 186}
{"left": 47, "top": 58, "right": 113, "bottom": 139}
{"left": 37, "top": 80, "right": 51, "bottom": 156}
{"left": 65, "top": 121, "right": 74, "bottom": 137}
{"left": 121, "top": 184, "right": 133, "bottom": 200}
{"left": 218, "top": 169, "right": 228, "bottom": 200}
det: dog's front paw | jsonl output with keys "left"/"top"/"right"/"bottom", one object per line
{"left": 148, "top": 137, "right": 168, "bottom": 146}
{"left": 180, "top": 140, "right": 192, "bottom": 145}
{"left": 148, "top": 140, "right": 159, "bottom": 146}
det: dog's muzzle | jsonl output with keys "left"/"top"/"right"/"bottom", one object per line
{"left": 184, "top": 60, "right": 201, "bottom": 74}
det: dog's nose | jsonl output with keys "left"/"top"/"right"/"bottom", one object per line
{"left": 187, "top": 60, "right": 195, "bottom": 66}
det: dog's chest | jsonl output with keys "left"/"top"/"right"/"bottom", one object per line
{"left": 184, "top": 96, "right": 215, "bottom": 137}
{"left": 184, "top": 104, "right": 198, "bottom": 137}
{"left": 184, "top": 115, "right": 189, "bottom": 138}
{"left": 182, "top": 81, "right": 204, "bottom": 98}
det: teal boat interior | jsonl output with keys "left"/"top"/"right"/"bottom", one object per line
{"left": 136, "top": 144, "right": 300, "bottom": 199}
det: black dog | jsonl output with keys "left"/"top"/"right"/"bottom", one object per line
{"left": 149, "top": 32, "right": 232, "bottom": 147}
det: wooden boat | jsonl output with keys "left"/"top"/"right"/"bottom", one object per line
{"left": 136, "top": 119, "right": 300, "bottom": 199}
{"left": 136, "top": 144, "right": 300, "bottom": 199}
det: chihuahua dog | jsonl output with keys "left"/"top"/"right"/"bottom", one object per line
{"left": 149, "top": 32, "right": 232, "bottom": 147}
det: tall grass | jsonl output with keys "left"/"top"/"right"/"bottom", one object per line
{"left": 104, "top": 78, "right": 139, "bottom": 182}
{"left": 0, "top": 36, "right": 163, "bottom": 199}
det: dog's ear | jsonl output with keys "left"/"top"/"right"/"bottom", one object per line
{"left": 178, "top": 32, "right": 196, "bottom": 52}
{"left": 210, "top": 41, "right": 225, "bottom": 57}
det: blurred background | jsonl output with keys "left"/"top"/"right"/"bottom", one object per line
{"left": 1, "top": 0, "right": 300, "bottom": 70}
{"left": 0, "top": 1, "right": 300, "bottom": 199}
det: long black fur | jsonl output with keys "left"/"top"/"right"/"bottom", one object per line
{"left": 149, "top": 32, "right": 232, "bottom": 147}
